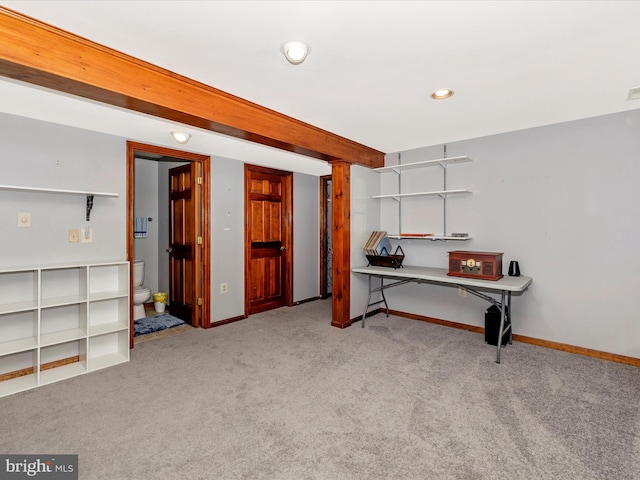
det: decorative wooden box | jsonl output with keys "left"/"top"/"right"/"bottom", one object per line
{"left": 447, "top": 250, "right": 503, "bottom": 281}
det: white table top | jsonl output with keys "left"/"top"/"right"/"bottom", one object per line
{"left": 352, "top": 264, "right": 533, "bottom": 292}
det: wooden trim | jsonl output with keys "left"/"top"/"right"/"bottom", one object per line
{"left": 127, "top": 142, "right": 212, "bottom": 345}
{"left": 210, "top": 315, "right": 247, "bottom": 329}
{"left": 295, "top": 296, "right": 322, "bottom": 305}
{"left": 350, "top": 308, "right": 383, "bottom": 324}
{"left": 0, "top": 355, "right": 79, "bottom": 382}
{"left": 330, "top": 161, "right": 351, "bottom": 328}
{"left": 0, "top": 7, "right": 384, "bottom": 168}
{"left": 389, "top": 309, "right": 640, "bottom": 368}
{"left": 319, "top": 175, "right": 331, "bottom": 299}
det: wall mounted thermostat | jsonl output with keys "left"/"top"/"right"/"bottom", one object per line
{"left": 448, "top": 250, "right": 504, "bottom": 281}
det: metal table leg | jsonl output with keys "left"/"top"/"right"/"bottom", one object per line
{"left": 496, "top": 290, "right": 506, "bottom": 364}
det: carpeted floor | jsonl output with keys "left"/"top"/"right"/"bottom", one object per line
{"left": 1, "top": 299, "right": 639, "bottom": 479}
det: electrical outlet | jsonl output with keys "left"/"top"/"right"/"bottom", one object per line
{"left": 80, "top": 227, "right": 93, "bottom": 243}
{"left": 17, "top": 212, "right": 31, "bottom": 228}
{"left": 68, "top": 229, "right": 79, "bottom": 243}
{"left": 220, "top": 283, "right": 228, "bottom": 294}
{"left": 458, "top": 287, "right": 467, "bottom": 297}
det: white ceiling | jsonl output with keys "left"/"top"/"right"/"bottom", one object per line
{"left": 2, "top": 0, "right": 640, "bottom": 175}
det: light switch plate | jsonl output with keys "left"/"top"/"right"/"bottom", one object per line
{"left": 17, "top": 212, "right": 31, "bottom": 228}
{"left": 80, "top": 227, "right": 93, "bottom": 243}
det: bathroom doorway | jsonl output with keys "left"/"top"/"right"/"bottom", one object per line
{"left": 126, "top": 141, "right": 211, "bottom": 348}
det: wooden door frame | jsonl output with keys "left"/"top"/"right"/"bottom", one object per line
{"left": 244, "top": 164, "right": 293, "bottom": 316}
{"left": 127, "top": 141, "right": 211, "bottom": 348}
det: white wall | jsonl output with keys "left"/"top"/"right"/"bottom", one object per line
{"left": 0, "top": 113, "right": 126, "bottom": 266}
{"left": 365, "top": 109, "right": 640, "bottom": 358}
{"left": 293, "top": 173, "right": 320, "bottom": 302}
{"left": 133, "top": 158, "right": 159, "bottom": 293}
{"left": 350, "top": 164, "right": 381, "bottom": 320}
{"left": 210, "top": 157, "right": 245, "bottom": 322}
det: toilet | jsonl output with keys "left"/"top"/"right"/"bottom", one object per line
{"left": 132, "top": 260, "right": 152, "bottom": 321}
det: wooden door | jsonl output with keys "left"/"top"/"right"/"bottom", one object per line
{"left": 169, "top": 163, "right": 199, "bottom": 325}
{"left": 245, "top": 165, "right": 292, "bottom": 315}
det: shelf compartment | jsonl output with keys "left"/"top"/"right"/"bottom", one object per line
{"left": 41, "top": 267, "right": 88, "bottom": 306}
{"left": 0, "top": 349, "right": 38, "bottom": 397}
{"left": 88, "top": 331, "right": 129, "bottom": 371}
{"left": 0, "top": 310, "right": 38, "bottom": 355}
{"left": 88, "top": 297, "right": 129, "bottom": 336}
{"left": 89, "top": 263, "right": 129, "bottom": 299}
{"left": 40, "top": 303, "right": 87, "bottom": 347}
{"left": 40, "top": 340, "right": 87, "bottom": 385}
{"left": 0, "top": 270, "right": 37, "bottom": 312}
{"left": 373, "top": 155, "right": 471, "bottom": 172}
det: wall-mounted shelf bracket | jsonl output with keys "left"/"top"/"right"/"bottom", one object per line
{"left": 86, "top": 195, "right": 94, "bottom": 221}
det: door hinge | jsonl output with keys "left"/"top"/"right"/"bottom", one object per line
{"left": 197, "top": 176, "right": 203, "bottom": 185}
{"left": 197, "top": 297, "right": 203, "bottom": 306}
{"left": 197, "top": 236, "right": 203, "bottom": 245}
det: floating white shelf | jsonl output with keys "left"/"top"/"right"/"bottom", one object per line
{"left": 387, "top": 235, "right": 472, "bottom": 241}
{"left": 373, "top": 155, "right": 471, "bottom": 173}
{"left": 373, "top": 189, "right": 470, "bottom": 200}
{"left": 0, "top": 184, "right": 119, "bottom": 221}
{"left": 0, "top": 184, "right": 118, "bottom": 197}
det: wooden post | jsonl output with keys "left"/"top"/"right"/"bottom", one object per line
{"left": 330, "top": 161, "right": 351, "bottom": 328}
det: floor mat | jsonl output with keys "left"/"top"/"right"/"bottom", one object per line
{"left": 134, "top": 313, "right": 186, "bottom": 337}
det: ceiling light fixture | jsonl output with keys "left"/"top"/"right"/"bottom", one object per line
{"left": 431, "top": 88, "right": 454, "bottom": 100}
{"left": 171, "top": 131, "right": 191, "bottom": 144}
{"left": 281, "top": 41, "right": 310, "bottom": 65}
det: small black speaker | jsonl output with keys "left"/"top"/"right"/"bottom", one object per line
{"left": 485, "top": 305, "right": 510, "bottom": 346}
{"left": 508, "top": 260, "right": 520, "bottom": 277}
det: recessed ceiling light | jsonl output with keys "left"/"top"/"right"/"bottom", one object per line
{"left": 171, "top": 131, "right": 191, "bottom": 144}
{"left": 431, "top": 89, "right": 454, "bottom": 100}
{"left": 281, "top": 41, "right": 310, "bottom": 65}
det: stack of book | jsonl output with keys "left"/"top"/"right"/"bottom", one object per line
{"left": 364, "top": 230, "right": 392, "bottom": 256}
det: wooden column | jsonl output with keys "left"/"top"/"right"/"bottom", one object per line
{"left": 330, "top": 161, "right": 351, "bottom": 328}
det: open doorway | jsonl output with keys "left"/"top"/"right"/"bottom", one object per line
{"left": 320, "top": 175, "right": 332, "bottom": 298}
{"left": 126, "top": 142, "right": 211, "bottom": 348}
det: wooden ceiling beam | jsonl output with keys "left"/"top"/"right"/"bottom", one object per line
{"left": 0, "top": 7, "right": 384, "bottom": 168}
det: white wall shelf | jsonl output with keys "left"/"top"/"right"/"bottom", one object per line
{"left": 373, "top": 188, "right": 471, "bottom": 200}
{"left": 373, "top": 155, "right": 471, "bottom": 173}
{"left": 0, "top": 184, "right": 119, "bottom": 221}
{"left": 375, "top": 151, "right": 473, "bottom": 239}
{"left": 0, "top": 261, "right": 129, "bottom": 398}
{"left": 0, "top": 184, "right": 118, "bottom": 197}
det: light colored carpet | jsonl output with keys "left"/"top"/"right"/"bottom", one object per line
{"left": 1, "top": 299, "right": 639, "bottom": 479}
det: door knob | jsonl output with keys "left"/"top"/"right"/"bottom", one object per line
{"left": 280, "top": 246, "right": 286, "bottom": 251}
{"left": 166, "top": 247, "right": 173, "bottom": 253}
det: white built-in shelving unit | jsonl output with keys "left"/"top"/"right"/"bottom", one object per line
{"left": 0, "top": 261, "right": 129, "bottom": 398}
{"left": 373, "top": 154, "right": 473, "bottom": 241}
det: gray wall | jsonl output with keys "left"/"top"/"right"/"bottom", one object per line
{"left": 210, "top": 157, "right": 245, "bottom": 322}
{"left": 0, "top": 113, "right": 126, "bottom": 266}
{"left": 293, "top": 173, "right": 320, "bottom": 302}
{"left": 133, "top": 158, "right": 159, "bottom": 292}
{"left": 0, "top": 112, "right": 322, "bottom": 326}
{"left": 351, "top": 109, "right": 640, "bottom": 358}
